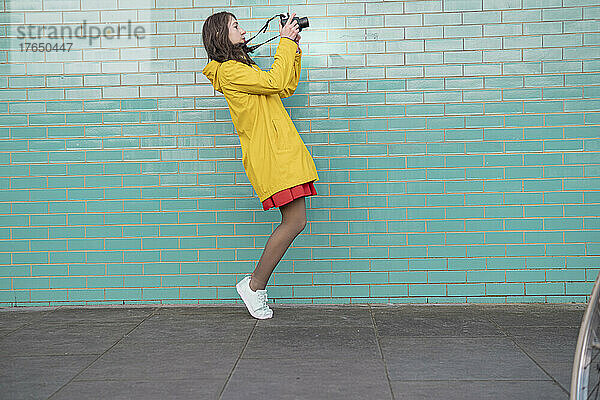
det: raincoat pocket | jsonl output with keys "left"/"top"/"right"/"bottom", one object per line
{"left": 270, "top": 118, "right": 292, "bottom": 153}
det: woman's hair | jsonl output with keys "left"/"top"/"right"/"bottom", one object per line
{"left": 202, "top": 11, "right": 256, "bottom": 66}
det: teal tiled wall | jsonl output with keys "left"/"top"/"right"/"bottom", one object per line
{"left": 1, "top": 0, "right": 599, "bottom": 306}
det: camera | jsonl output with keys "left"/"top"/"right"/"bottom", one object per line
{"left": 245, "top": 13, "right": 310, "bottom": 53}
{"left": 279, "top": 13, "right": 309, "bottom": 31}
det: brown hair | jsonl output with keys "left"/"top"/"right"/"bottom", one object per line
{"left": 202, "top": 11, "right": 256, "bottom": 66}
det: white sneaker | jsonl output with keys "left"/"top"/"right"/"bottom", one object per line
{"left": 236, "top": 275, "right": 273, "bottom": 320}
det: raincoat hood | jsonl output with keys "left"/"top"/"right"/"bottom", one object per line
{"left": 202, "top": 60, "right": 223, "bottom": 93}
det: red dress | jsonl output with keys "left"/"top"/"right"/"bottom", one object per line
{"left": 262, "top": 180, "right": 317, "bottom": 211}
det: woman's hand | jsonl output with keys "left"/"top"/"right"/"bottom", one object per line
{"left": 279, "top": 12, "right": 300, "bottom": 41}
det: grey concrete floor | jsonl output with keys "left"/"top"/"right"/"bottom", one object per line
{"left": 0, "top": 303, "right": 584, "bottom": 400}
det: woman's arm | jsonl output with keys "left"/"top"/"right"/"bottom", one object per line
{"left": 220, "top": 38, "right": 298, "bottom": 95}
{"left": 279, "top": 48, "right": 301, "bottom": 99}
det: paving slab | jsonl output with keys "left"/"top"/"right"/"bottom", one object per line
{"left": 0, "top": 308, "right": 55, "bottom": 332}
{"left": 258, "top": 305, "right": 374, "bottom": 327}
{"left": 508, "top": 326, "right": 579, "bottom": 364}
{"left": 0, "top": 355, "right": 98, "bottom": 400}
{"left": 372, "top": 305, "right": 504, "bottom": 337}
{"left": 242, "top": 325, "right": 381, "bottom": 360}
{"left": 389, "top": 380, "right": 567, "bottom": 400}
{"left": 222, "top": 358, "right": 392, "bottom": 400}
{"left": 36, "top": 307, "right": 156, "bottom": 325}
{"left": 482, "top": 304, "right": 585, "bottom": 327}
{"left": 380, "top": 336, "right": 551, "bottom": 381}
{"left": 50, "top": 379, "right": 224, "bottom": 400}
{"left": 0, "top": 322, "right": 140, "bottom": 356}
{"left": 75, "top": 344, "right": 239, "bottom": 381}
{"left": 124, "top": 314, "right": 255, "bottom": 343}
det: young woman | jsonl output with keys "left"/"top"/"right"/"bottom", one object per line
{"left": 202, "top": 12, "right": 319, "bottom": 319}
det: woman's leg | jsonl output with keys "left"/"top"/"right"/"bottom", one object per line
{"left": 249, "top": 196, "right": 307, "bottom": 291}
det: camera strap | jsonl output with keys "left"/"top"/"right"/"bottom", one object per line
{"left": 244, "top": 14, "right": 282, "bottom": 53}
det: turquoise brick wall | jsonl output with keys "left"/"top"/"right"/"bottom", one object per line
{"left": 1, "top": 0, "right": 599, "bottom": 306}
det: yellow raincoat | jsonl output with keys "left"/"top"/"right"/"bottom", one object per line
{"left": 202, "top": 37, "right": 319, "bottom": 203}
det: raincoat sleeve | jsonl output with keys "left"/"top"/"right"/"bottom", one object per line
{"left": 279, "top": 48, "right": 302, "bottom": 99}
{"left": 220, "top": 38, "right": 298, "bottom": 95}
